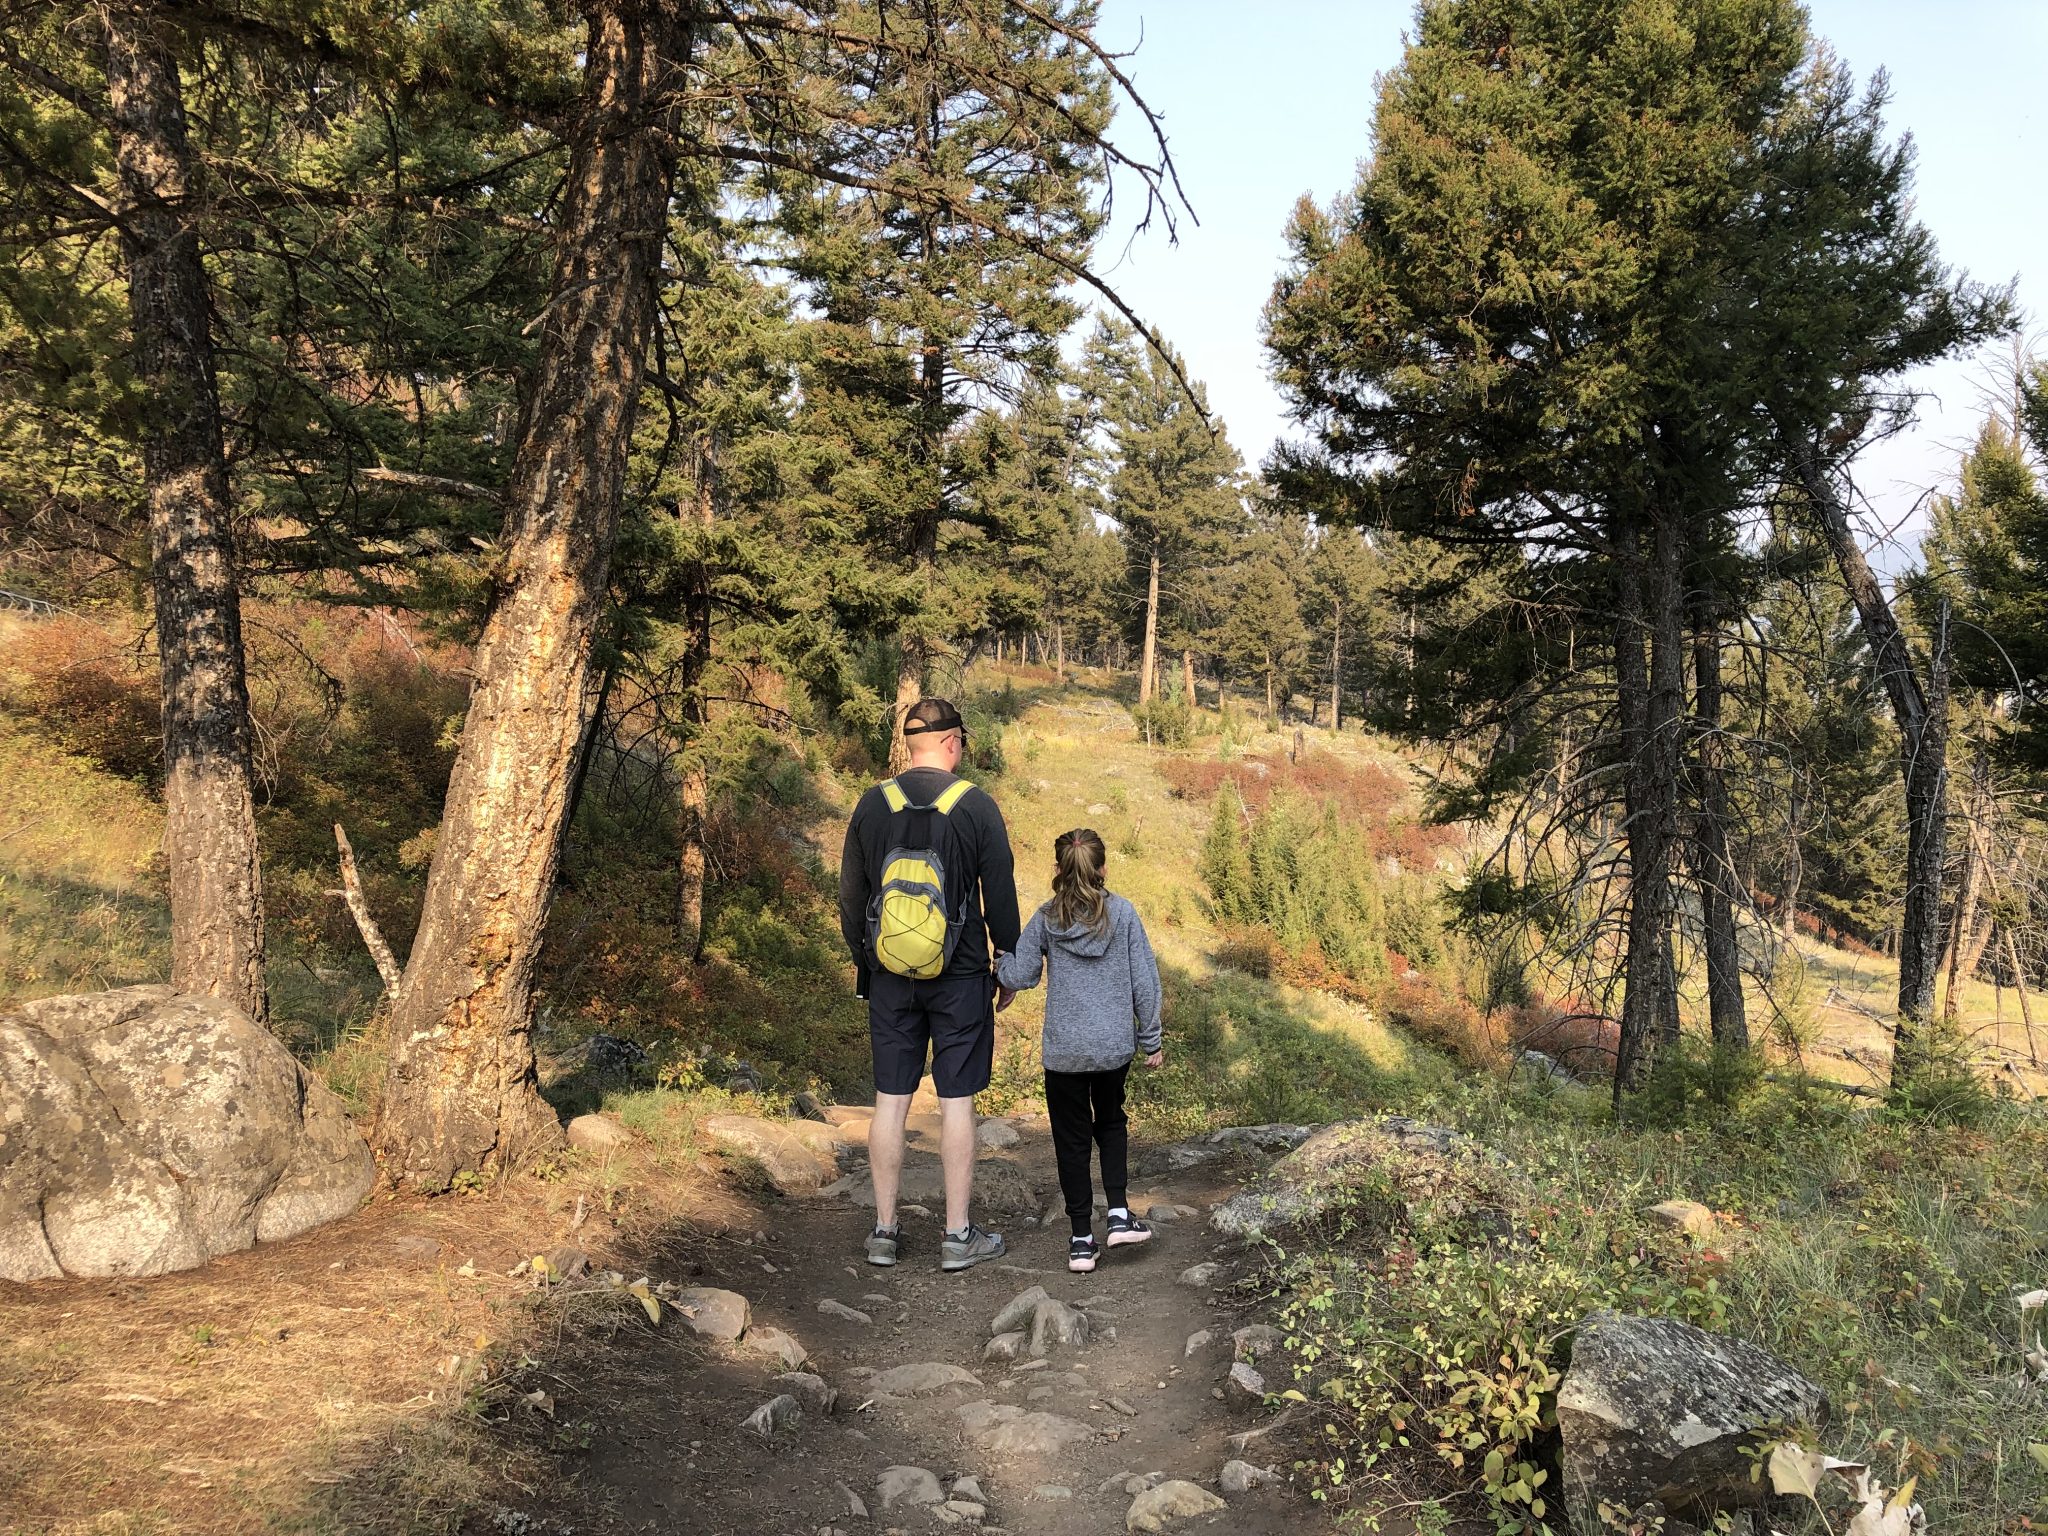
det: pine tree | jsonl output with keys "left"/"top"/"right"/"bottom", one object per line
{"left": 1088, "top": 321, "right": 1245, "bottom": 707}
{"left": 1264, "top": 0, "right": 2006, "bottom": 1092}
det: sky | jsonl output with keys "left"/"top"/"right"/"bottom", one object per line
{"left": 1089, "top": 0, "right": 2047, "bottom": 569}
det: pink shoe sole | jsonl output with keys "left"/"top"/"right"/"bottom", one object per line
{"left": 1105, "top": 1228, "right": 1152, "bottom": 1247}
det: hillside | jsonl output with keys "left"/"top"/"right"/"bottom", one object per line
{"left": 4, "top": 655, "right": 2045, "bottom": 1534}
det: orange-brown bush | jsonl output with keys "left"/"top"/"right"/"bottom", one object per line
{"left": 1378, "top": 973, "right": 1505, "bottom": 1071}
{"left": 1, "top": 616, "right": 162, "bottom": 782}
{"left": 1507, "top": 998, "right": 1618, "bottom": 1080}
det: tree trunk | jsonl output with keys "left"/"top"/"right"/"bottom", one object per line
{"left": 2003, "top": 928, "right": 2039, "bottom": 1065}
{"left": 1615, "top": 529, "right": 1683, "bottom": 1097}
{"left": 676, "top": 455, "right": 715, "bottom": 961}
{"left": 1182, "top": 648, "right": 1195, "bottom": 709}
{"left": 1691, "top": 617, "right": 1748, "bottom": 1049}
{"left": 104, "top": 4, "right": 267, "bottom": 1022}
{"left": 372, "top": 4, "right": 691, "bottom": 1189}
{"left": 1783, "top": 429, "right": 1949, "bottom": 1082}
{"left": 1264, "top": 662, "right": 1276, "bottom": 724}
{"left": 1054, "top": 620, "right": 1066, "bottom": 679}
{"left": 1330, "top": 596, "right": 1342, "bottom": 732}
{"left": 1138, "top": 548, "right": 1160, "bottom": 705}
{"left": 1941, "top": 748, "right": 1989, "bottom": 1023}
{"left": 887, "top": 641, "right": 923, "bottom": 774}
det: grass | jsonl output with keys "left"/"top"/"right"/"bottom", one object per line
{"left": 3, "top": 631, "right": 2043, "bottom": 1535}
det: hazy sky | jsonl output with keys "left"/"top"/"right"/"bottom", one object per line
{"left": 1091, "top": 0, "right": 2046, "bottom": 567}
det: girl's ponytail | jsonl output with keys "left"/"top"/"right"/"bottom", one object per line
{"left": 1049, "top": 827, "right": 1111, "bottom": 937}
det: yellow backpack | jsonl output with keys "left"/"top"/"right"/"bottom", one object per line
{"left": 867, "top": 776, "right": 974, "bottom": 979}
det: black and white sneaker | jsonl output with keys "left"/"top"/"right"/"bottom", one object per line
{"left": 1105, "top": 1210, "right": 1153, "bottom": 1248}
{"left": 1068, "top": 1235, "right": 1099, "bottom": 1273}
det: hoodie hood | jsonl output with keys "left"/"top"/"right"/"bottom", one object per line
{"left": 1044, "top": 899, "right": 1119, "bottom": 958}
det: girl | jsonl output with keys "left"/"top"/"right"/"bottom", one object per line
{"left": 996, "top": 828, "right": 1164, "bottom": 1273}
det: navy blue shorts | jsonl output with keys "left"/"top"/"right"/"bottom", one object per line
{"left": 868, "top": 970, "right": 996, "bottom": 1098}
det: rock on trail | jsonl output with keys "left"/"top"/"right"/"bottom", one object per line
{"left": 1127, "top": 1479, "right": 1227, "bottom": 1531}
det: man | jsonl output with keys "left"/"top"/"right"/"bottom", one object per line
{"left": 839, "top": 697, "right": 1020, "bottom": 1271}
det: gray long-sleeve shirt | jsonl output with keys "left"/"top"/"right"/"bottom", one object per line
{"left": 994, "top": 894, "right": 1162, "bottom": 1073}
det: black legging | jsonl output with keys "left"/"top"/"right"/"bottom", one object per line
{"left": 1044, "top": 1062, "right": 1130, "bottom": 1236}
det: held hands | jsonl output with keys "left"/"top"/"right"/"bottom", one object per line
{"left": 1143, "top": 1049, "right": 1164, "bottom": 1069}
{"left": 992, "top": 952, "right": 1015, "bottom": 1012}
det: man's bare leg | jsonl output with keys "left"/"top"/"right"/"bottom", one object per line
{"left": 938, "top": 1093, "right": 976, "bottom": 1233}
{"left": 869, "top": 1091, "right": 913, "bottom": 1229}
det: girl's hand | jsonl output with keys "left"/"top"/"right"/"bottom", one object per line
{"left": 1143, "top": 1050, "right": 1164, "bottom": 1069}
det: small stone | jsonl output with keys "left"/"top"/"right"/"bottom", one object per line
{"left": 836, "top": 1481, "right": 867, "bottom": 1518}
{"left": 773, "top": 1371, "right": 838, "bottom": 1415}
{"left": 1106, "top": 1396, "right": 1137, "bottom": 1417}
{"left": 1184, "top": 1330, "right": 1213, "bottom": 1358}
{"left": 1231, "top": 1324, "right": 1282, "bottom": 1363}
{"left": 672, "top": 1287, "right": 751, "bottom": 1341}
{"left": 871, "top": 1362, "right": 981, "bottom": 1397}
{"left": 817, "top": 1299, "right": 873, "bottom": 1324}
{"left": 544, "top": 1244, "right": 589, "bottom": 1280}
{"left": 1177, "top": 1263, "right": 1219, "bottom": 1289}
{"left": 1028, "top": 1386, "right": 1054, "bottom": 1403}
{"left": 794, "top": 1090, "right": 829, "bottom": 1121}
{"left": 740, "top": 1393, "right": 801, "bottom": 1435}
{"left": 977, "top": 1118, "right": 1021, "bottom": 1149}
{"left": 1225, "top": 1361, "right": 1267, "bottom": 1409}
{"left": 990, "top": 1285, "right": 1051, "bottom": 1336}
{"left": 741, "top": 1325, "right": 808, "bottom": 1370}
{"left": 1028, "top": 1297, "right": 1091, "bottom": 1356}
{"left": 980, "top": 1409, "right": 1096, "bottom": 1458}
{"left": 1123, "top": 1472, "right": 1166, "bottom": 1495}
{"left": 950, "top": 1477, "right": 987, "bottom": 1503}
{"left": 1220, "top": 1460, "right": 1277, "bottom": 1494}
{"left": 1126, "top": 1479, "right": 1226, "bottom": 1531}
{"left": 876, "top": 1466, "right": 946, "bottom": 1510}
{"left": 1645, "top": 1199, "right": 1719, "bottom": 1240}
{"left": 565, "top": 1113, "right": 631, "bottom": 1152}
{"left": 1032, "top": 1485, "right": 1073, "bottom": 1500}
{"left": 941, "top": 1500, "right": 987, "bottom": 1521}
{"left": 1013, "top": 1358, "right": 1050, "bottom": 1373}
{"left": 984, "top": 1330, "right": 1029, "bottom": 1363}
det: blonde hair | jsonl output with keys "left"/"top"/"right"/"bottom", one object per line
{"left": 1048, "top": 828, "right": 1111, "bottom": 936}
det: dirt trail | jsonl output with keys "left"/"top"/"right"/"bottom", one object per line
{"left": 504, "top": 1106, "right": 1329, "bottom": 1536}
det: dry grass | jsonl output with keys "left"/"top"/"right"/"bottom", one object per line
{"left": 0, "top": 700, "right": 168, "bottom": 1006}
{"left": 0, "top": 1134, "right": 759, "bottom": 1536}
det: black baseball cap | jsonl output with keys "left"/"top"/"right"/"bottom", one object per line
{"left": 903, "top": 698, "right": 966, "bottom": 737}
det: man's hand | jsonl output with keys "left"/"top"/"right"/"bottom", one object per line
{"left": 1142, "top": 1049, "right": 1164, "bottom": 1069}
{"left": 996, "top": 987, "right": 1016, "bottom": 1013}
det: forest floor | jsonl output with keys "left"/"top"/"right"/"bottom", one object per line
{"left": 0, "top": 1091, "right": 1345, "bottom": 1536}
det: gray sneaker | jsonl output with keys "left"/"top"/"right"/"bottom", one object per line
{"left": 864, "top": 1225, "right": 900, "bottom": 1267}
{"left": 940, "top": 1223, "right": 1006, "bottom": 1272}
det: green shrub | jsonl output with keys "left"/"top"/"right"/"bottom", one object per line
{"left": 1275, "top": 1189, "right": 1725, "bottom": 1533}
{"left": 1129, "top": 682, "right": 1195, "bottom": 747}
{"left": 1628, "top": 1039, "right": 1765, "bottom": 1128}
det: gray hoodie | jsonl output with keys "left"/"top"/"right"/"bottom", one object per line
{"left": 995, "top": 894, "right": 1162, "bottom": 1073}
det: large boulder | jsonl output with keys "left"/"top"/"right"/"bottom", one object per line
{"left": 0, "top": 986, "right": 374, "bottom": 1281}
{"left": 1557, "top": 1311, "right": 1828, "bottom": 1531}
{"left": 1209, "top": 1114, "right": 1514, "bottom": 1242}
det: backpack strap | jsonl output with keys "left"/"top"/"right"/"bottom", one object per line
{"left": 879, "top": 776, "right": 974, "bottom": 815}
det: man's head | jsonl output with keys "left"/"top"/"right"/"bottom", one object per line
{"left": 903, "top": 697, "right": 967, "bottom": 770}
